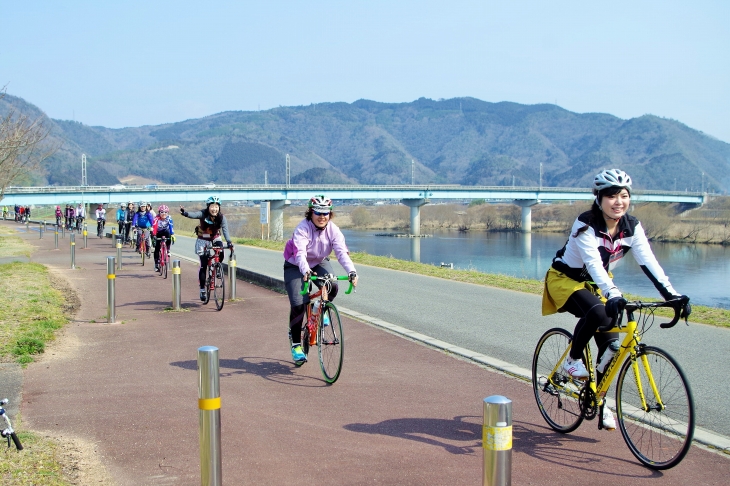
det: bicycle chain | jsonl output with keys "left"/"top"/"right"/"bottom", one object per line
{"left": 579, "top": 385, "right": 598, "bottom": 420}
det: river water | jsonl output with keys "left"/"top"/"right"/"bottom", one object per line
{"left": 341, "top": 229, "right": 730, "bottom": 309}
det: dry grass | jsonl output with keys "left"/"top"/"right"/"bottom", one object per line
{"left": 0, "top": 227, "right": 31, "bottom": 259}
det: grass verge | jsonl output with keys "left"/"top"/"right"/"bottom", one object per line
{"left": 1, "top": 432, "right": 72, "bottom": 485}
{"left": 0, "top": 226, "right": 31, "bottom": 259}
{"left": 234, "top": 237, "right": 729, "bottom": 328}
{"left": 0, "top": 262, "right": 70, "bottom": 364}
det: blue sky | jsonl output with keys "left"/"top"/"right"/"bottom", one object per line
{"left": 3, "top": 1, "right": 729, "bottom": 142}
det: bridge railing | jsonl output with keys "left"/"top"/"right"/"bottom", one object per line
{"left": 3, "top": 184, "right": 706, "bottom": 197}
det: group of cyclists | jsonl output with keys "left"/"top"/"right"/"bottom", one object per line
{"left": 1, "top": 168, "right": 690, "bottom": 381}
{"left": 6, "top": 205, "right": 32, "bottom": 222}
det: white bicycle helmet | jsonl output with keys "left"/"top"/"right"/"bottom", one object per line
{"left": 308, "top": 195, "right": 333, "bottom": 212}
{"left": 593, "top": 169, "right": 632, "bottom": 194}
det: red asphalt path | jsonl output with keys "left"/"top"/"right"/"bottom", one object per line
{"left": 6, "top": 220, "right": 729, "bottom": 485}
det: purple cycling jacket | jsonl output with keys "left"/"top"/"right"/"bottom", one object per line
{"left": 284, "top": 219, "right": 355, "bottom": 276}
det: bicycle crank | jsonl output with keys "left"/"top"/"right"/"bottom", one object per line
{"left": 579, "top": 386, "right": 598, "bottom": 420}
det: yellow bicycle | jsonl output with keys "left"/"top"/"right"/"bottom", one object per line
{"left": 532, "top": 297, "right": 694, "bottom": 470}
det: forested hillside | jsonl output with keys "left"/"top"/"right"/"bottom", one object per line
{"left": 2, "top": 94, "right": 729, "bottom": 192}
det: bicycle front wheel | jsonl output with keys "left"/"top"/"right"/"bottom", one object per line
{"left": 532, "top": 328, "right": 585, "bottom": 433}
{"left": 616, "top": 346, "right": 694, "bottom": 470}
{"left": 213, "top": 264, "right": 225, "bottom": 310}
{"left": 318, "top": 302, "right": 344, "bottom": 383}
{"left": 162, "top": 253, "right": 168, "bottom": 279}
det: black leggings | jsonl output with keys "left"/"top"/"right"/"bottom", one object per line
{"left": 561, "top": 289, "right": 618, "bottom": 361}
{"left": 199, "top": 241, "right": 223, "bottom": 289}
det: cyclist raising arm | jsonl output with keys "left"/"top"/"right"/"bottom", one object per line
{"left": 179, "top": 196, "right": 234, "bottom": 301}
{"left": 283, "top": 195, "right": 358, "bottom": 364}
{"left": 542, "top": 169, "right": 691, "bottom": 431}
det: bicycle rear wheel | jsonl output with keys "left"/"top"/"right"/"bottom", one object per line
{"left": 213, "top": 263, "right": 225, "bottom": 310}
{"left": 318, "top": 302, "right": 343, "bottom": 383}
{"left": 532, "top": 328, "right": 585, "bottom": 433}
{"left": 140, "top": 241, "right": 146, "bottom": 266}
{"left": 616, "top": 346, "right": 694, "bottom": 470}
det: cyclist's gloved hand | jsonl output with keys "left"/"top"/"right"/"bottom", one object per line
{"left": 348, "top": 271, "right": 358, "bottom": 287}
{"left": 303, "top": 271, "right": 312, "bottom": 282}
{"left": 171, "top": 235, "right": 176, "bottom": 244}
{"left": 179, "top": 206, "right": 186, "bottom": 215}
{"left": 672, "top": 294, "right": 691, "bottom": 319}
{"left": 605, "top": 297, "right": 627, "bottom": 318}
{"left": 227, "top": 242, "right": 234, "bottom": 250}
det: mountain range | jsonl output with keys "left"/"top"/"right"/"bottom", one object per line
{"left": 2, "top": 94, "right": 729, "bottom": 193}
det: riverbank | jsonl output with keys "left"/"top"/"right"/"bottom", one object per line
{"left": 233, "top": 237, "right": 730, "bottom": 328}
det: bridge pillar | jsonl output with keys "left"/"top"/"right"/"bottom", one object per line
{"left": 269, "top": 200, "right": 290, "bottom": 241}
{"left": 514, "top": 199, "right": 539, "bottom": 233}
{"left": 401, "top": 198, "right": 429, "bottom": 236}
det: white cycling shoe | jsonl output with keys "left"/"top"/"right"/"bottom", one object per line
{"left": 602, "top": 407, "right": 617, "bottom": 431}
{"left": 563, "top": 356, "right": 589, "bottom": 380}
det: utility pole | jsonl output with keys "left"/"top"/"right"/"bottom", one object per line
{"left": 265, "top": 171, "right": 268, "bottom": 186}
{"left": 411, "top": 159, "right": 415, "bottom": 185}
{"left": 539, "top": 163, "right": 543, "bottom": 190}
{"left": 81, "top": 154, "right": 87, "bottom": 186}
{"left": 286, "top": 154, "right": 290, "bottom": 188}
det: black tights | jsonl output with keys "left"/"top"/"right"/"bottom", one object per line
{"left": 561, "top": 289, "right": 618, "bottom": 364}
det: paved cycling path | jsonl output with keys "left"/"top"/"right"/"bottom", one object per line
{"left": 4, "top": 221, "right": 729, "bottom": 485}
{"left": 172, "top": 234, "right": 730, "bottom": 441}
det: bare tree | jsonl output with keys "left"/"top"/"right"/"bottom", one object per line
{"left": 0, "top": 88, "right": 55, "bottom": 198}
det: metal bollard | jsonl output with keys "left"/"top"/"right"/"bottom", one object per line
{"left": 198, "top": 346, "right": 222, "bottom": 486}
{"left": 107, "top": 257, "right": 116, "bottom": 323}
{"left": 228, "top": 252, "right": 236, "bottom": 300}
{"left": 116, "top": 239, "right": 123, "bottom": 271}
{"left": 172, "top": 260, "right": 181, "bottom": 311}
{"left": 83, "top": 223, "right": 88, "bottom": 248}
{"left": 54, "top": 226, "right": 59, "bottom": 249}
{"left": 70, "top": 233, "right": 76, "bottom": 269}
{"left": 483, "top": 396, "right": 512, "bottom": 486}
{"left": 111, "top": 227, "right": 116, "bottom": 247}
{"left": 39, "top": 222, "right": 43, "bottom": 239}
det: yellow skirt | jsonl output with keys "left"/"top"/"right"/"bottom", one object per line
{"left": 542, "top": 267, "right": 607, "bottom": 316}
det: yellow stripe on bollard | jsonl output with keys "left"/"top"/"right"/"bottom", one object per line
{"left": 482, "top": 424, "right": 512, "bottom": 451}
{"left": 230, "top": 260, "right": 236, "bottom": 266}
{"left": 198, "top": 397, "right": 221, "bottom": 410}
{"left": 172, "top": 267, "right": 181, "bottom": 275}
{"left": 107, "top": 274, "right": 116, "bottom": 279}
{"left": 70, "top": 242, "right": 76, "bottom": 246}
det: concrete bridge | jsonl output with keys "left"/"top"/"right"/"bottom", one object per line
{"left": 2, "top": 184, "right": 706, "bottom": 239}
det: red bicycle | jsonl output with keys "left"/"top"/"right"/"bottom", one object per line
{"left": 156, "top": 236, "right": 170, "bottom": 278}
{"left": 203, "top": 246, "right": 231, "bottom": 311}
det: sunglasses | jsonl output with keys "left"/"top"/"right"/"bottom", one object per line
{"left": 313, "top": 211, "right": 330, "bottom": 217}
